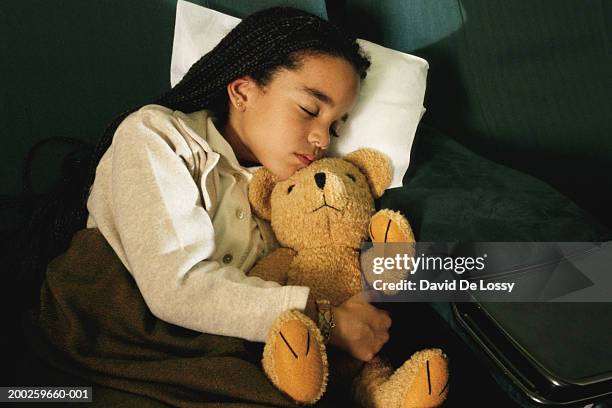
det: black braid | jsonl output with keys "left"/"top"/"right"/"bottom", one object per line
{"left": 18, "top": 6, "right": 370, "bottom": 306}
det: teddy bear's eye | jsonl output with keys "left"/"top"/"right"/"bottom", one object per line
{"left": 346, "top": 174, "right": 356, "bottom": 182}
{"left": 287, "top": 185, "right": 295, "bottom": 194}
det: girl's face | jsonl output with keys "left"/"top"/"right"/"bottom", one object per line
{"left": 223, "top": 54, "right": 361, "bottom": 180}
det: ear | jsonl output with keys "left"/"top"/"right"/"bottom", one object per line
{"left": 344, "top": 148, "right": 392, "bottom": 198}
{"left": 248, "top": 168, "right": 278, "bottom": 221}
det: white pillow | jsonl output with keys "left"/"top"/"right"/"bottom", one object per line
{"left": 171, "top": 0, "right": 428, "bottom": 189}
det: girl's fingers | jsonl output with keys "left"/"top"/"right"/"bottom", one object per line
{"left": 372, "top": 311, "right": 392, "bottom": 331}
{"left": 378, "top": 331, "right": 390, "bottom": 346}
{"left": 359, "top": 290, "right": 378, "bottom": 303}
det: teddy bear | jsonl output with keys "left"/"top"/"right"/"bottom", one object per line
{"left": 247, "top": 148, "right": 449, "bottom": 408}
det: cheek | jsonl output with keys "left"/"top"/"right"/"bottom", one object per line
{"left": 293, "top": 119, "right": 311, "bottom": 142}
{"left": 248, "top": 103, "right": 309, "bottom": 152}
{"left": 273, "top": 117, "right": 309, "bottom": 146}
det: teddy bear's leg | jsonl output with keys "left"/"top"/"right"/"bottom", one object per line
{"left": 248, "top": 247, "right": 295, "bottom": 285}
{"left": 369, "top": 209, "right": 415, "bottom": 243}
{"left": 353, "top": 349, "right": 449, "bottom": 408}
{"left": 262, "top": 310, "right": 328, "bottom": 404}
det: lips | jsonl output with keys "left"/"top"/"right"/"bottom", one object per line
{"left": 295, "top": 153, "right": 315, "bottom": 166}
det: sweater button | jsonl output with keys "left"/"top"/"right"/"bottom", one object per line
{"left": 222, "top": 254, "right": 233, "bottom": 264}
{"left": 236, "top": 208, "right": 245, "bottom": 220}
{"left": 233, "top": 172, "right": 242, "bottom": 181}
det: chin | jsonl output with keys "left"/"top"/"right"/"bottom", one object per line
{"left": 266, "top": 166, "right": 292, "bottom": 181}
{"left": 263, "top": 159, "right": 303, "bottom": 180}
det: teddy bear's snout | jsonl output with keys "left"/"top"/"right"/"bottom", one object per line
{"left": 314, "top": 172, "right": 326, "bottom": 189}
{"left": 311, "top": 171, "right": 348, "bottom": 210}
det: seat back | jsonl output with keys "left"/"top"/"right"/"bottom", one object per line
{"left": 333, "top": 0, "right": 612, "bottom": 226}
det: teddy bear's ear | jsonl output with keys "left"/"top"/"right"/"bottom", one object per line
{"left": 344, "top": 148, "right": 392, "bottom": 198}
{"left": 248, "top": 168, "right": 279, "bottom": 221}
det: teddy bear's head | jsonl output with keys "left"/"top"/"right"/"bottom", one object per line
{"left": 248, "top": 149, "right": 392, "bottom": 251}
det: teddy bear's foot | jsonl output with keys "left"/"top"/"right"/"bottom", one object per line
{"left": 262, "top": 310, "right": 328, "bottom": 404}
{"left": 369, "top": 209, "right": 415, "bottom": 243}
{"left": 392, "top": 348, "right": 449, "bottom": 408}
{"left": 354, "top": 349, "right": 449, "bottom": 408}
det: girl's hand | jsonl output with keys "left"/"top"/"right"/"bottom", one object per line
{"left": 329, "top": 291, "right": 391, "bottom": 361}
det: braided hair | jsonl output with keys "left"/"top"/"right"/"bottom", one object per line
{"left": 19, "top": 6, "right": 370, "bottom": 305}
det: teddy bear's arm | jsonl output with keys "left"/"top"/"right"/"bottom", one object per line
{"left": 364, "top": 209, "right": 416, "bottom": 296}
{"left": 248, "top": 247, "right": 296, "bottom": 285}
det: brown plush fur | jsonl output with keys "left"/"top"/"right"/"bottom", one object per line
{"left": 248, "top": 149, "right": 449, "bottom": 407}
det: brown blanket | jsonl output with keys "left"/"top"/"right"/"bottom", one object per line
{"left": 23, "top": 228, "right": 340, "bottom": 407}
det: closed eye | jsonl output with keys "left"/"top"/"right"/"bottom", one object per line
{"left": 300, "top": 106, "right": 340, "bottom": 138}
{"left": 347, "top": 173, "right": 356, "bottom": 182}
{"left": 300, "top": 106, "right": 317, "bottom": 117}
{"left": 288, "top": 185, "right": 295, "bottom": 194}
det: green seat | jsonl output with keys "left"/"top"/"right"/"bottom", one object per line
{"left": 380, "top": 125, "right": 611, "bottom": 242}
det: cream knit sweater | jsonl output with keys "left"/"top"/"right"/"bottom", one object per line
{"left": 86, "top": 104, "right": 309, "bottom": 342}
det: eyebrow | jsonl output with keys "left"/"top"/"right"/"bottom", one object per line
{"left": 300, "top": 86, "right": 350, "bottom": 122}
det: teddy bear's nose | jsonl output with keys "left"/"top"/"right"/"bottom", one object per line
{"left": 314, "top": 172, "right": 326, "bottom": 189}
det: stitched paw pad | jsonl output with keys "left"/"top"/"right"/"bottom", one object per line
{"left": 369, "top": 209, "right": 415, "bottom": 243}
{"left": 262, "top": 310, "right": 328, "bottom": 404}
{"left": 398, "top": 349, "right": 449, "bottom": 408}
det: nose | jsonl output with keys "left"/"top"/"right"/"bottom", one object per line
{"left": 308, "top": 129, "right": 330, "bottom": 152}
{"left": 314, "top": 172, "right": 326, "bottom": 189}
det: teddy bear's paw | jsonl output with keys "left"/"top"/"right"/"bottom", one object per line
{"left": 369, "top": 209, "right": 415, "bottom": 243}
{"left": 382, "top": 348, "right": 449, "bottom": 408}
{"left": 363, "top": 210, "right": 416, "bottom": 296}
{"left": 262, "top": 310, "right": 328, "bottom": 404}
